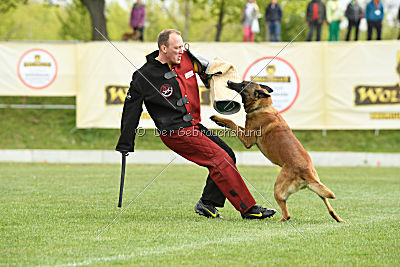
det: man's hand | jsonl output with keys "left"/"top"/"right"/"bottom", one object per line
{"left": 119, "top": 151, "right": 129, "bottom": 156}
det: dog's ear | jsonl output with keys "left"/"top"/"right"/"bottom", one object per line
{"left": 255, "top": 89, "right": 270, "bottom": 99}
{"left": 260, "top": 84, "right": 273, "bottom": 93}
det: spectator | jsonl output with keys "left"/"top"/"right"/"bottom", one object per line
{"left": 306, "top": 0, "right": 326, "bottom": 41}
{"left": 265, "top": 0, "right": 283, "bottom": 42}
{"left": 398, "top": 5, "right": 400, "bottom": 40}
{"left": 241, "top": 0, "right": 260, "bottom": 42}
{"left": 345, "top": 0, "right": 363, "bottom": 41}
{"left": 130, "top": 0, "right": 146, "bottom": 41}
{"left": 365, "top": 0, "right": 384, "bottom": 40}
{"left": 326, "top": 0, "right": 343, "bottom": 41}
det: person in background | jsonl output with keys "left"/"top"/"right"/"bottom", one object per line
{"left": 365, "top": 0, "right": 384, "bottom": 40}
{"left": 345, "top": 0, "right": 363, "bottom": 41}
{"left": 398, "top": 5, "right": 400, "bottom": 40}
{"left": 326, "top": 0, "right": 343, "bottom": 41}
{"left": 130, "top": 0, "right": 146, "bottom": 41}
{"left": 265, "top": 0, "right": 283, "bottom": 42}
{"left": 306, "top": 0, "right": 326, "bottom": 41}
{"left": 241, "top": 0, "right": 259, "bottom": 42}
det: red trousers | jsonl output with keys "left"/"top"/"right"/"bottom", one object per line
{"left": 159, "top": 125, "right": 256, "bottom": 214}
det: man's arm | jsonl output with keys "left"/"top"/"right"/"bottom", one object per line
{"left": 115, "top": 72, "right": 144, "bottom": 152}
{"left": 185, "top": 49, "right": 213, "bottom": 88}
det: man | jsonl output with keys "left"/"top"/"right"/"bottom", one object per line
{"left": 365, "top": 0, "right": 384, "bottom": 40}
{"left": 398, "top": 4, "right": 400, "bottom": 40}
{"left": 130, "top": 0, "right": 146, "bottom": 41}
{"left": 265, "top": 0, "right": 283, "bottom": 42}
{"left": 326, "top": 0, "right": 343, "bottom": 42}
{"left": 345, "top": 0, "right": 363, "bottom": 41}
{"left": 116, "top": 29, "right": 276, "bottom": 220}
{"left": 306, "top": 0, "right": 326, "bottom": 41}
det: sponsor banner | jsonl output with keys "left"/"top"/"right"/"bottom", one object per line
{"left": 0, "top": 42, "right": 76, "bottom": 96}
{"left": 3, "top": 41, "right": 398, "bottom": 129}
{"left": 324, "top": 41, "right": 400, "bottom": 129}
{"left": 77, "top": 42, "right": 325, "bottom": 129}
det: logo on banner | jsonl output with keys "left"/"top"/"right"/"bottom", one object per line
{"left": 105, "top": 85, "right": 129, "bottom": 105}
{"left": 354, "top": 51, "right": 400, "bottom": 107}
{"left": 243, "top": 57, "right": 299, "bottom": 113}
{"left": 17, "top": 49, "right": 58, "bottom": 89}
{"left": 353, "top": 51, "right": 400, "bottom": 120}
{"left": 160, "top": 84, "right": 173, "bottom": 97}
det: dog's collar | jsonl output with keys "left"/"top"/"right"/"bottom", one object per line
{"left": 246, "top": 104, "right": 271, "bottom": 114}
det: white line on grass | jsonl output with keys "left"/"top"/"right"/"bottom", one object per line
{"left": 47, "top": 222, "right": 350, "bottom": 267}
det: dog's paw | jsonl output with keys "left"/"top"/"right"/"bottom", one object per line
{"left": 210, "top": 115, "right": 227, "bottom": 128}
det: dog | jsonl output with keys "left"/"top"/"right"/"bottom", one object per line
{"left": 122, "top": 31, "right": 141, "bottom": 41}
{"left": 210, "top": 80, "right": 343, "bottom": 222}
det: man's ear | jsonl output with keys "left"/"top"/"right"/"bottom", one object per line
{"left": 260, "top": 84, "right": 273, "bottom": 93}
{"left": 161, "top": 45, "right": 167, "bottom": 54}
{"left": 255, "top": 89, "right": 270, "bottom": 99}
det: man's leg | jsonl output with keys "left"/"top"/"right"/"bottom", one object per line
{"left": 329, "top": 22, "right": 334, "bottom": 41}
{"left": 346, "top": 21, "right": 352, "bottom": 41}
{"left": 159, "top": 126, "right": 256, "bottom": 213}
{"left": 307, "top": 22, "right": 315, "bottom": 41}
{"left": 276, "top": 22, "right": 281, "bottom": 42}
{"left": 376, "top": 21, "right": 382, "bottom": 40}
{"left": 367, "top": 21, "right": 372, "bottom": 40}
{"left": 355, "top": 20, "right": 360, "bottom": 41}
{"left": 316, "top": 23, "right": 322, "bottom": 41}
{"left": 197, "top": 124, "right": 231, "bottom": 208}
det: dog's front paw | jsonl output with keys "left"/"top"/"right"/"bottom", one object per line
{"left": 210, "top": 115, "right": 227, "bottom": 128}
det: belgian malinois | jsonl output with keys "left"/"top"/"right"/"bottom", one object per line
{"left": 211, "top": 80, "right": 343, "bottom": 222}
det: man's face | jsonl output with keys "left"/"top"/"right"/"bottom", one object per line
{"left": 163, "top": 33, "right": 183, "bottom": 65}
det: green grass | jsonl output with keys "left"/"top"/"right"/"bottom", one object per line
{"left": 1, "top": 163, "right": 399, "bottom": 266}
{"left": 1, "top": 96, "right": 400, "bottom": 151}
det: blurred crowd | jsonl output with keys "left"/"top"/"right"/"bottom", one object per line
{"left": 241, "top": 0, "right": 400, "bottom": 42}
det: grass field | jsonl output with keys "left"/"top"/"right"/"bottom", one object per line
{"left": 1, "top": 163, "right": 399, "bottom": 266}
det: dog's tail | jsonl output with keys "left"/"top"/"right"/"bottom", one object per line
{"left": 307, "top": 182, "right": 335, "bottom": 199}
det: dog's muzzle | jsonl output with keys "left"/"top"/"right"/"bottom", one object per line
{"left": 227, "top": 80, "right": 243, "bottom": 93}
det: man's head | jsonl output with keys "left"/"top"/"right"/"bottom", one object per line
{"left": 271, "top": 0, "right": 277, "bottom": 4}
{"left": 157, "top": 29, "right": 184, "bottom": 65}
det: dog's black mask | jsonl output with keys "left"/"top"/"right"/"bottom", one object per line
{"left": 227, "top": 80, "right": 273, "bottom": 104}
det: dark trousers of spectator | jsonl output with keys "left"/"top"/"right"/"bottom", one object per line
{"left": 367, "top": 21, "right": 382, "bottom": 40}
{"left": 346, "top": 20, "right": 360, "bottom": 41}
{"left": 268, "top": 22, "right": 281, "bottom": 42}
{"left": 134, "top": 26, "right": 144, "bottom": 41}
{"left": 307, "top": 21, "right": 322, "bottom": 41}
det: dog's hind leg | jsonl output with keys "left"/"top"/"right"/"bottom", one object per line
{"left": 274, "top": 169, "right": 296, "bottom": 221}
{"left": 307, "top": 182, "right": 335, "bottom": 199}
{"left": 320, "top": 197, "right": 344, "bottom": 223}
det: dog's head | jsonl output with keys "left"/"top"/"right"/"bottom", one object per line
{"left": 227, "top": 80, "right": 273, "bottom": 113}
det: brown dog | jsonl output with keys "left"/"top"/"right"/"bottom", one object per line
{"left": 210, "top": 80, "right": 343, "bottom": 222}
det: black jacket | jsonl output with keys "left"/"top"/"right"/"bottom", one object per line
{"left": 116, "top": 50, "right": 202, "bottom": 152}
{"left": 345, "top": 1, "right": 363, "bottom": 22}
{"left": 306, "top": 0, "right": 326, "bottom": 24}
